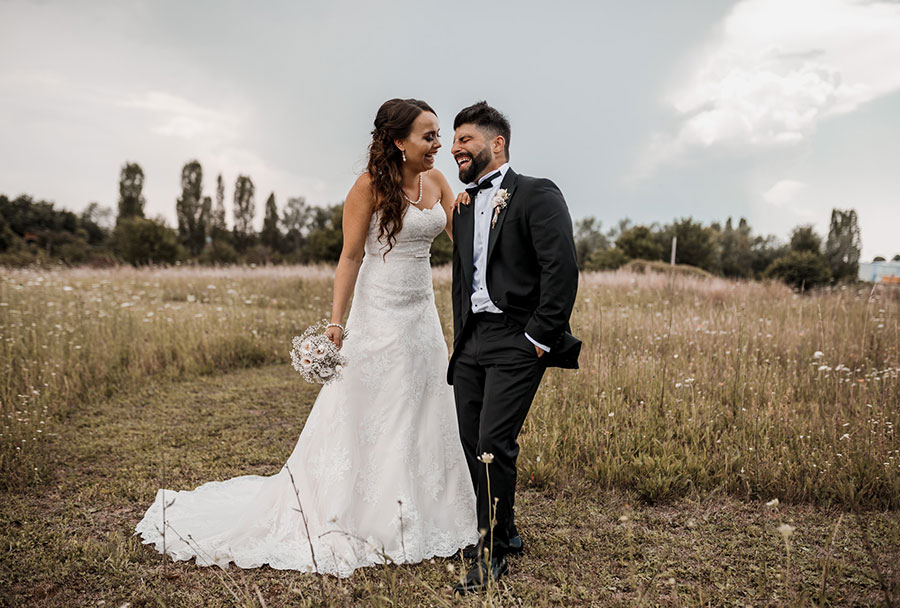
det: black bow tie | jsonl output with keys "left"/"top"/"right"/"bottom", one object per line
{"left": 465, "top": 171, "right": 501, "bottom": 201}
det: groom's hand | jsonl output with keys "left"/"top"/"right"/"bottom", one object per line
{"left": 453, "top": 191, "right": 471, "bottom": 213}
{"left": 535, "top": 345, "right": 545, "bottom": 358}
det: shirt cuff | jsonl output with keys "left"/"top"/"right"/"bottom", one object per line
{"left": 525, "top": 333, "right": 551, "bottom": 352}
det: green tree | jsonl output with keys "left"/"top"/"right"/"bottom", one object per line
{"left": 574, "top": 217, "right": 610, "bottom": 269}
{"left": 750, "top": 234, "right": 788, "bottom": 279}
{"left": 117, "top": 162, "right": 146, "bottom": 222}
{"left": 113, "top": 217, "right": 179, "bottom": 265}
{"left": 232, "top": 175, "right": 255, "bottom": 252}
{"left": 789, "top": 224, "right": 822, "bottom": 254}
{"left": 893, "top": 254, "right": 900, "bottom": 262}
{"left": 0, "top": 208, "right": 17, "bottom": 252}
{"left": 718, "top": 217, "right": 753, "bottom": 278}
{"left": 615, "top": 225, "right": 663, "bottom": 261}
{"left": 662, "top": 218, "right": 718, "bottom": 272}
{"left": 825, "top": 208, "right": 861, "bottom": 283}
{"left": 281, "top": 196, "right": 312, "bottom": 259}
{"left": 764, "top": 251, "right": 832, "bottom": 290}
{"left": 80, "top": 202, "right": 113, "bottom": 246}
{"left": 260, "top": 192, "right": 281, "bottom": 251}
{"left": 210, "top": 173, "right": 228, "bottom": 236}
{"left": 873, "top": 256, "right": 886, "bottom": 262}
{"left": 585, "top": 246, "right": 629, "bottom": 271}
{"left": 175, "top": 160, "right": 210, "bottom": 255}
{"left": 306, "top": 203, "right": 343, "bottom": 262}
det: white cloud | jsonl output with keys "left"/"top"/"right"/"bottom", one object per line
{"left": 117, "top": 91, "right": 241, "bottom": 141}
{"left": 634, "top": 0, "right": 900, "bottom": 178}
{"left": 762, "top": 179, "right": 807, "bottom": 206}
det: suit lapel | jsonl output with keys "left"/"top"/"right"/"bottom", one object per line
{"left": 486, "top": 168, "right": 519, "bottom": 264}
{"left": 455, "top": 199, "right": 475, "bottom": 293}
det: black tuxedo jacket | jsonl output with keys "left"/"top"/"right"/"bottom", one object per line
{"left": 448, "top": 168, "right": 581, "bottom": 384}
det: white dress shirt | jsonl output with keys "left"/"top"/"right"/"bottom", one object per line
{"left": 468, "top": 163, "right": 550, "bottom": 352}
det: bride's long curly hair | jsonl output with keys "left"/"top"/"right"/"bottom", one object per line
{"left": 366, "top": 98, "right": 436, "bottom": 255}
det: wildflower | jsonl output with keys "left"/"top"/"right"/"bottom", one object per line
{"left": 777, "top": 523, "right": 795, "bottom": 540}
{"left": 619, "top": 514, "right": 629, "bottom": 522}
{"left": 765, "top": 498, "right": 779, "bottom": 508}
{"left": 813, "top": 351, "right": 824, "bottom": 359}
{"left": 478, "top": 453, "right": 494, "bottom": 464}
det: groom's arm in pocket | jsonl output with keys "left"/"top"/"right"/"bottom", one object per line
{"left": 522, "top": 179, "right": 579, "bottom": 355}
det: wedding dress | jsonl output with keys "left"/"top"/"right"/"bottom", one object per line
{"left": 136, "top": 203, "right": 479, "bottom": 577}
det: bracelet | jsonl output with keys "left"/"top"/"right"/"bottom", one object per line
{"left": 326, "top": 322, "right": 344, "bottom": 333}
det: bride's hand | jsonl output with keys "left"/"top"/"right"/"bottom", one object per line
{"left": 325, "top": 326, "right": 343, "bottom": 349}
{"left": 452, "top": 191, "right": 471, "bottom": 213}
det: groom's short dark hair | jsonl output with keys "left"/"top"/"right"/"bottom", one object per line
{"left": 454, "top": 101, "right": 511, "bottom": 160}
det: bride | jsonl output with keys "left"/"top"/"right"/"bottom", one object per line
{"left": 136, "top": 98, "right": 479, "bottom": 577}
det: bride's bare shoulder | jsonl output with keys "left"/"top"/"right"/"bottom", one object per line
{"left": 425, "top": 168, "right": 448, "bottom": 184}
{"left": 347, "top": 173, "right": 376, "bottom": 207}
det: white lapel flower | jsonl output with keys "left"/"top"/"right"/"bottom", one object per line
{"left": 491, "top": 189, "right": 511, "bottom": 229}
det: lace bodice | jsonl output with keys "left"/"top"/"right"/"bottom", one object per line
{"left": 365, "top": 203, "right": 446, "bottom": 260}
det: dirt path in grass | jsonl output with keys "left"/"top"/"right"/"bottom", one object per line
{"left": 1, "top": 365, "right": 897, "bottom": 607}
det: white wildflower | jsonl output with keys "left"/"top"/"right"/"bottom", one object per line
{"left": 777, "top": 523, "right": 795, "bottom": 540}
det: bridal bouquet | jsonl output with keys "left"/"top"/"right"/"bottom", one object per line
{"left": 290, "top": 320, "right": 349, "bottom": 385}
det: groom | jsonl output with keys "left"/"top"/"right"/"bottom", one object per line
{"left": 448, "top": 101, "right": 580, "bottom": 594}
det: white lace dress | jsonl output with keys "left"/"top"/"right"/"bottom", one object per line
{"left": 135, "top": 203, "right": 479, "bottom": 577}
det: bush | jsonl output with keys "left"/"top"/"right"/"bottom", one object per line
{"left": 245, "top": 244, "right": 281, "bottom": 266}
{"left": 624, "top": 259, "right": 713, "bottom": 278}
{"left": 615, "top": 226, "right": 663, "bottom": 261}
{"left": 113, "top": 217, "right": 179, "bottom": 266}
{"left": 198, "top": 239, "right": 239, "bottom": 265}
{"left": 764, "top": 250, "right": 832, "bottom": 289}
{"left": 430, "top": 232, "right": 452, "bottom": 266}
{"left": 585, "top": 247, "right": 629, "bottom": 271}
{"left": 56, "top": 239, "right": 91, "bottom": 265}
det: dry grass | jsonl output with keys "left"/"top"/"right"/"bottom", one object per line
{"left": 2, "top": 365, "right": 897, "bottom": 607}
{"left": 1, "top": 264, "right": 899, "bottom": 605}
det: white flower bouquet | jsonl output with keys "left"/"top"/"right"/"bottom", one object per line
{"left": 290, "top": 320, "right": 349, "bottom": 385}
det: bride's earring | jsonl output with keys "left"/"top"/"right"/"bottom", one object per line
{"left": 402, "top": 150, "right": 407, "bottom": 163}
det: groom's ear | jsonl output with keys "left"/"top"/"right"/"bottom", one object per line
{"left": 492, "top": 135, "right": 507, "bottom": 159}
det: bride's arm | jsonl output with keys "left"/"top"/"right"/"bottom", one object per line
{"left": 433, "top": 169, "right": 456, "bottom": 240}
{"left": 326, "top": 174, "right": 375, "bottom": 348}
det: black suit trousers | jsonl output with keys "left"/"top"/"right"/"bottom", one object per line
{"left": 452, "top": 313, "right": 546, "bottom": 559}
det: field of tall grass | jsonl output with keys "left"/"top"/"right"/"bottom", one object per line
{"left": 1, "top": 265, "right": 899, "bottom": 606}
{"left": 3, "top": 265, "right": 897, "bottom": 508}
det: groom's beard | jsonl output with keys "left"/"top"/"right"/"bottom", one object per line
{"left": 458, "top": 146, "right": 493, "bottom": 184}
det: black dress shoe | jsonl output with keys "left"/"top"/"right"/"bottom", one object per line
{"left": 460, "top": 543, "right": 479, "bottom": 560}
{"left": 453, "top": 555, "right": 508, "bottom": 595}
{"left": 459, "top": 535, "right": 523, "bottom": 560}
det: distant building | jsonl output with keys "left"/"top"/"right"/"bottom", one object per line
{"left": 859, "top": 261, "right": 900, "bottom": 285}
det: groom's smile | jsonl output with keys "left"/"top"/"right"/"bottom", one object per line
{"left": 452, "top": 122, "right": 505, "bottom": 184}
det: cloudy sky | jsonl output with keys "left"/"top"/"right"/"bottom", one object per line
{"left": 2, "top": 0, "right": 899, "bottom": 259}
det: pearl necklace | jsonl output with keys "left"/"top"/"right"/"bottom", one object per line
{"left": 403, "top": 173, "right": 423, "bottom": 205}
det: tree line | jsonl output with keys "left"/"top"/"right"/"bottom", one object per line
{"left": 573, "top": 210, "right": 874, "bottom": 287}
{"left": 1, "top": 159, "right": 892, "bottom": 287}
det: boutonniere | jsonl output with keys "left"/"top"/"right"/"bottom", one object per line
{"left": 491, "top": 189, "right": 511, "bottom": 229}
